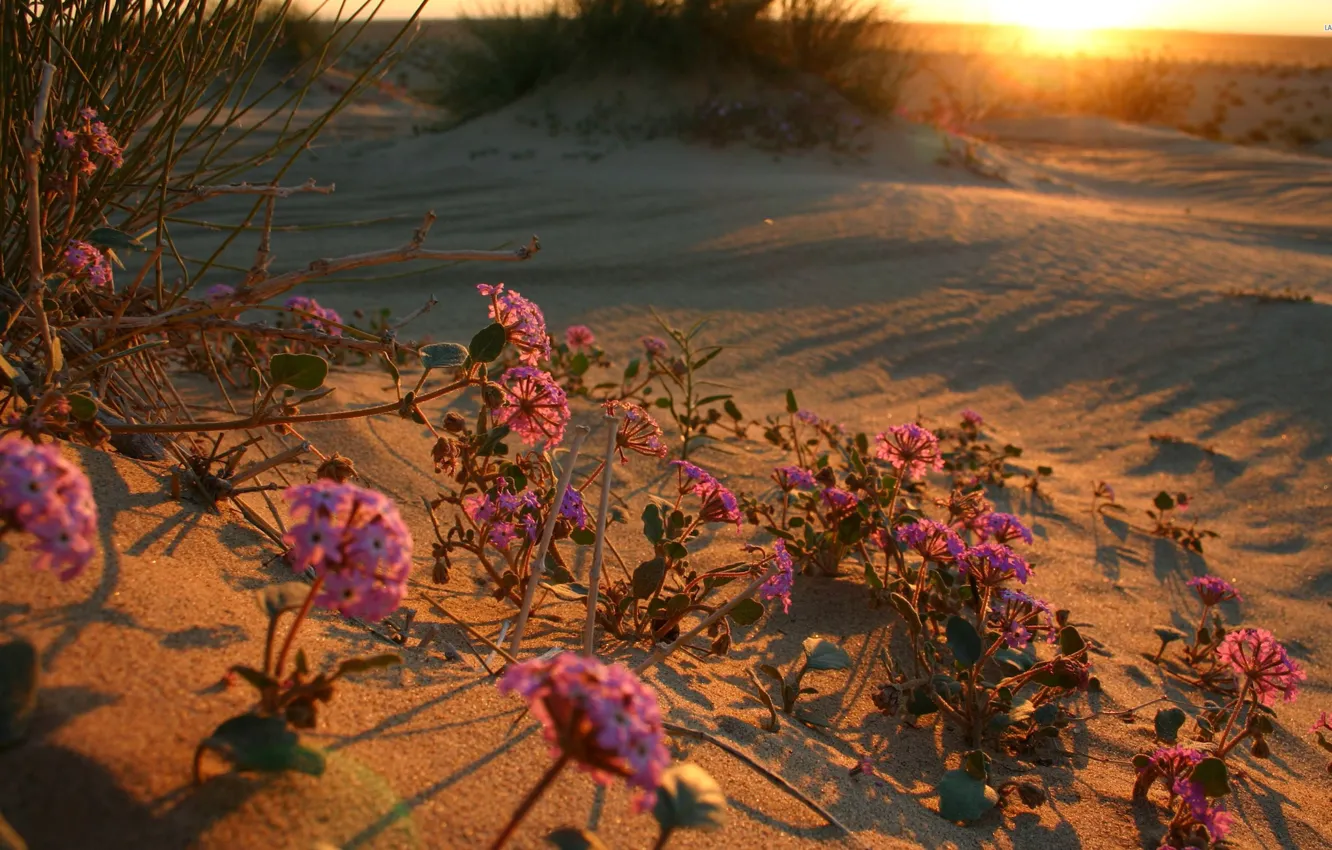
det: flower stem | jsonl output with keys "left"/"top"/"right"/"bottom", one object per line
{"left": 273, "top": 575, "right": 323, "bottom": 682}
{"left": 1216, "top": 679, "right": 1251, "bottom": 755}
{"left": 652, "top": 826, "right": 675, "bottom": 850}
{"left": 489, "top": 753, "right": 570, "bottom": 850}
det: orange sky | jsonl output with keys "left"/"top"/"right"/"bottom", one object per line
{"left": 367, "top": 0, "right": 1330, "bottom": 36}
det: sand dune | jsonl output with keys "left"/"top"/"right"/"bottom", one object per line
{"left": 3, "top": 69, "right": 1332, "bottom": 850}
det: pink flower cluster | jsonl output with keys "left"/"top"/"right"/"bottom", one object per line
{"left": 773, "top": 465, "right": 816, "bottom": 491}
{"left": 493, "top": 366, "right": 570, "bottom": 447}
{"left": 1217, "top": 627, "right": 1305, "bottom": 705}
{"left": 565, "top": 325, "right": 595, "bottom": 349}
{"left": 669, "top": 460, "right": 741, "bottom": 526}
{"left": 479, "top": 283, "right": 550, "bottom": 365}
{"left": 641, "top": 336, "right": 668, "bottom": 358}
{"left": 960, "top": 541, "right": 1032, "bottom": 585}
{"left": 1187, "top": 575, "right": 1241, "bottom": 606}
{"left": 1139, "top": 748, "right": 1234, "bottom": 844}
{"left": 977, "top": 512, "right": 1033, "bottom": 545}
{"left": 759, "top": 540, "right": 795, "bottom": 613}
{"left": 874, "top": 423, "right": 944, "bottom": 480}
{"left": 0, "top": 440, "right": 98, "bottom": 580}
{"left": 56, "top": 107, "right": 124, "bottom": 174}
{"left": 895, "top": 519, "right": 965, "bottom": 563}
{"left": 285, "top": 295, "right": 343, "bottom": 335}
{"left": 283, "top": 481, "right": 413, "bottom": 621}
{"left": 819, "top": 486, "right": 858, "bottom": 518}
{"left": 206, "top": 284, "right": 237, "bottom": 303}
{"left": 63, "top": 240, "right": 112, "bottom": 288}
{"left": 989, "top": 588, "right": 1056, "bottom": 649}
{"left": 498, "top": 652, "right": 671, "bottom": 810}
{"left": 463, "top": 478, "right": 589, "bottom": 550}
{"left": 603, "top": 400, "right": 667, "bottom": 462}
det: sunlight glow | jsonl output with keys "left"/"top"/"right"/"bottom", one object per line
{"left": 990, "top": 0, "right": 1150, "bottom": 31}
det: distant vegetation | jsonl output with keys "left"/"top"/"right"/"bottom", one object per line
{"left": 432, "top": 0, "right": 914, "bottom": 124}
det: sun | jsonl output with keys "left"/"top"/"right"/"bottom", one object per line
{"left": 991, "top": 0, "right": 1147, "bottom": 31}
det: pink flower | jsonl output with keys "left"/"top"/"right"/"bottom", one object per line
{"left": 960, "top": 542, "right": 1032, "bottom": 585}
{"left": 0, "top": 439, "right": 98, "bottom": 581}
{"left": 1218, "top": 627, "right": 1305, "bottom": 705}
{"left": 976, "top": 512, "right": 1033, "bottom": 545}
{"left": 498, "top": 653, "right": 670, "bottom": 811}
{"left": 773, "top": 465, "right": 816, "bottom": 491}
{"left": 492, "top": 366, "right": 569, "bottom": 447}
{"left": 1311, "top": 711, "right": 1332, "bottom": 734}
{"left": 894, "top": 519, "right": 965, "bottom": 563}
{"left": 87, "top": 121, "right": 124, "bottom": 169}
{"left": 795, "top": 409, "right": 819, "bottom": 425}
{"left": 78, "top": 107, "right": 98, "bottom": 121}
{"left": 1187, "top": 575, "right": 1241, "bottom": 606}
{"left": 54, "top": 129, "right": 77, "bottom": 150}
{"left": 669, "top": 460, "right": 739, "bottom": 526}
{"left": 603, "top": 400, "right": 667, "bottom": 462}
{"left": 759, "top": 541, "right": 794, "bottom": 613}
{"left": 989, "top": 589, "right": 1056, "bottom": 649}
{"left": 565, "top": 325, "right": 595, "bottom": 349}
{"left": 479, "top": 283, "right": 550, "bottom": 365}
{"left": 282, "top": 481, "right": 412, "bottom": 621}
{"left": 874, "top": 423, "right": 943, "bottom": 480}
{"left": 206, "top": 284, "right": 236, "bottom": 303}
{"left": 641, "top": 336, "right": 668, "bottom": 357}
{"left": 285, "top": 295, "right": 342, "bottom": 335}
{"left": 820, "top": 487, "right": 858, "bottom": 518}
{"left": 961, "top": 409, "right": 983, "bottom": 427}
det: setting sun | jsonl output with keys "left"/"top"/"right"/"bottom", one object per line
{"left": 991, "top": 0, "right": 1149, "bottom": 30}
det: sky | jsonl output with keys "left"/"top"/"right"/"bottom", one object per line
{"left": 368, "top": 0, "right": 1331, "bottom": 36}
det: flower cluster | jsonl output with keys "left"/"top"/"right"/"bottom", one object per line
{"left": 819, "top": 486, "right": 859, "bottom": 518}
{"left": 874, "top": 423, "right": 944, "bottom": 480}
{"left": 464, "top": 478, "right": 589, "bottom": 550}
{"left": 285, "top": 295, "right": 343, "bottom": 335}
{"left": 774, "top": 465, "right": 816, "bottom": 491}
{"left": 1217, "top": 627, "right": 1305, "bottom": 705}
{"left": 0, "top": 439, "right": 97, "bottom": 580}
{"left": 498, "top": 652, "right": 670, "bottom": 809}
{"left": 895, "top": 519, "right": 965, "bottom": 563}
{"left": 759, "top": 540, "right": 795, "bottom": 613}
{"left": 961, "top": 541, "right": 1033, "bottom": 585}
{"left": 977, "top": 512, "right": 1033, "bottom": 545}
{"left": 55, "top": 107, "right": 124, "bottom": 174}
{"left": 206, "top": 284, "right": 237, "bottom": 303}
{"left": 283, "top": 481, "right": 413, "bottom": 620}
{"left": 641, "top": 336, "right": 668, "bottom": 358}
{"left": 480, "top": 283, "right": 550, "bottom": 365}
{"left": 989, "top": 589, "right": 1056, "bottom": 649}
{"left": 670, "top": 460, "right": 741, "bottom": 526}
{"left": 492, "top": 366, "right": 570, "bottom": 447}
{"left": 565, "top": 325, "right": 595, "bottom": 349}
{"left": 603, "top": 399, "right": 667, "bottom": 462}
{"left": 1187, "top": 575, "right": 1242, "bottom": 606}
{"left": 63, "top": 240, "right": 112, "bottom": 288}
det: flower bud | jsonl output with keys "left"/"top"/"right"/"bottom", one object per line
{"left": 316, "top": 453, "right": 357, "bottom": 483}
{"left": 443, "top": 411, "right": 467, "bottom": 433}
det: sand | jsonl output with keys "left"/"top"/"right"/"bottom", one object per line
{"left": 3, "top": 44, "right": 1332, "bottom": 850}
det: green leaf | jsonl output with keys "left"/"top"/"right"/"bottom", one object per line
{"left": 1153, "top": 627, "right": 1186, "bottom": 645}
{"left": 946, "top": 616, "right": 983, "bottom": 667}
{"left": 419, "top": 342, "right": 469, "bottom": 369}
{"left": 653, "top": 763, "right": 728, "bottom": 831}
{"left": 632, "top": 558, "right": 667, "bottom": 600}
{"left": 546, "top": 828, "right": 608, "bottom": 850}
{"left": 0, "top": 639, "right": 38, "bottom": 748}
{"left": 623, "top": 358, "right": 640, "bottom": 380}
{"left": 1190, "top": 757, "right": 1230, "bottom": 797}
{"left": 906, "top": 685, "right": 937, "bottom": 716}
{"left": 568, "top": 353, "right": 590, "bottom": 376}
{"left": 199, "top": 714, "right": 325, "bottom": 777}
{"left": 889, "top": 592, "right": 922, "bottom": 634}
{"left": 66, "top": 393, "right": 97, "bottom": 422}
{"left": 87, "top": 226, "right": 146, "bottom": 252}
{"left": 269, "top": 352, "right": 328, "bottom": 391}
{"left": 1153, "top": 491, "right": 1175, "bottom": 512}
{"left": 1154, "top": 707, "right": 1187, "bottom": 744}
{"left": 802, "top": 637, "right": 851, "bottom": 671}
{"left": 785, "top": 389, "right": 798, "bottom": 414}
{"left": 541, "top": 582, "right": 591, "bottom": 602}
{"left": 468, "top": 322, "right": 508, "bottom": 363}
{"left": 723, "top": 399, "right": 742, "bottom": 421}
{"left": 334, "top": 654, "right": 402, "bottom": 678}
{"left": 1058, "top": 625, "right": 1086, "bottom": 656}
{"left": 937, "top": 769, "right": 998, "bottom": 823}
{"left": 727, "top": 598, "right": 765, "bottom": 626}
{"left": 641, "top": 503, "right": 664, "bottom": 544}
{"left": 257, "top": 582, "right": 310, "bottom": 618}
{"left": 570, "top": 528, "right": 596, "bottom": 546}
{"left": 962, "top": 750, "right": 991, "bottom": 781}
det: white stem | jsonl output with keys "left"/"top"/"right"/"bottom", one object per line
{"left": 584, "top": 413, "right": 620, "bottom": 657}
{"left": 633, "top": 561, "right": 778, "bottom": 675}
{"left": 509, "top": 426, "right": 590, "bottom": 655}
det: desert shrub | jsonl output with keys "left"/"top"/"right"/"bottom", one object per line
{"left": 433, "top": 0, "right": 914, "bottom": 128}
{"left": 433, "top": 10, "right": 573, "bottom": 121}
{"left": 1075, "top": 53, "right": 1195, "bottom": 124}
{"left": 249, "top": 1, "right": 330, "bottom": 66}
